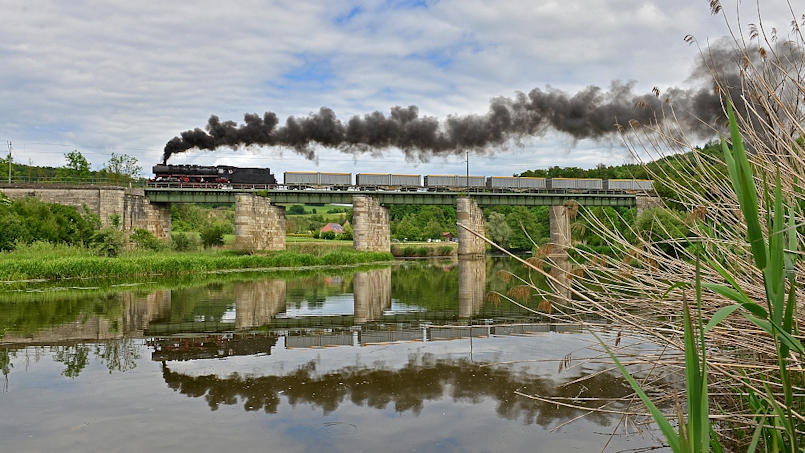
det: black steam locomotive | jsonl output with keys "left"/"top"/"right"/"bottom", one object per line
{"left": 151, "top": 164, "right": 277, "bottom": 185}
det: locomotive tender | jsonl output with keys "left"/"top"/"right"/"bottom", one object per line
{"left": 150, "top": 164, "right": 654, "bottom": 193}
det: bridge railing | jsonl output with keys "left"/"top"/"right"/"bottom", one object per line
{"left": 146, "top": 182, "right": 275, "bottom": 190}
{"left": 2, "top": 176, "right": 147, "bottom": 187}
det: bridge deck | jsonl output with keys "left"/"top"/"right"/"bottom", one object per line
{"left": 144, "top": 188, "right": 638, "bottom": 206}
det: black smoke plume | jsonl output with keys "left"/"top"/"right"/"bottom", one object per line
{"left": 162, "top": 44, "right": 757, "bottom": 164}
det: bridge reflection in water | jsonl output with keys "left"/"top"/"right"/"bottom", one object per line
{"left": 0, "top": 257, "right": 543, "bottom": 346}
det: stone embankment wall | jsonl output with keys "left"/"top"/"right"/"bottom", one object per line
{"left": 0, "top": 185, "right": 172, "bottom": 239}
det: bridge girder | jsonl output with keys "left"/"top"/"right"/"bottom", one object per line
{"left": 144, "top": 188, "right": 637, "bottom": 207}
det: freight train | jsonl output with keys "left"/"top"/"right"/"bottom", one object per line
{"left": 150, "top": 165, "right": 653, "bottom": 193}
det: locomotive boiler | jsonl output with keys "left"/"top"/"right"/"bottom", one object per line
{"left": 151, "top": 164, "right": 277, "bottom": 185}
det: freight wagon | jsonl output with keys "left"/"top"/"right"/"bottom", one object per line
{"left": 604, "top": 179, "right": 654, "bottom": 192}
{"left": 284, "top": 171, "right": 351, "bottom": 188}
{"left": 548, "top": 178, "right": 603, "bottom": 191}
{"left": 424, "top": 175, "right": 485, "bottom": 190}
{"left": 356, "top": 173, "right": 421, "bottom": 190}
{"left": 486, "top": 176, "right": 547, "bottom": 191}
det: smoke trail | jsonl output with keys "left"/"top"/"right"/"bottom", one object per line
{"left": 162, "top": 44, "right": 765, "bottom": 163}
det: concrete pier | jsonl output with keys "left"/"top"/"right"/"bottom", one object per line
{"left": 458, "top": 257, "right": 486, "bottom": 318}
{"left": 353, "top": 267, "right": 392, "bottom": 323}
{"left": 352, "top": 195, "right": 390, "bottom": 252}
{"left": 636, "top": 196, "right": 662, "bottom": 217}
{"left": 234, "top": 194, "right": 286, "bottom": 252}
{"left": 457, "top": 197, "right": 485, "bottom": 257}
{"left": 549, "top": 205, "right": 572, "bottom": 301}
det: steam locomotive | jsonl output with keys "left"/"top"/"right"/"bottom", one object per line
{"left": 150, "top": 164, "right": 653, "bottom": 193}
{"left": 151, "top": 164, "right": 277, "bottom": 185}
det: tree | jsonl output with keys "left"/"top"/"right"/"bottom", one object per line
{"left": 486, "top": 212, "right": 512, "bottom": 247}
{"left": 59, "top": 150, "right": 91, "bottom": 182}
{"left": 105, "top": 153, "right": 141, "bottom": 184}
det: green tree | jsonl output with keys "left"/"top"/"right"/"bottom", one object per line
{"left": 486, "top": 212, "right": 512, "bottom": 247}
{"left": 56, "top": 150, "right": 91, "bottom": 182}
{"left": 104, "top": 153, "right": 141, "bottom": 184}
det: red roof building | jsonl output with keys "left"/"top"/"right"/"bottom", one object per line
{"left": 320, "top": 223, "right": 344, "bottom": 233}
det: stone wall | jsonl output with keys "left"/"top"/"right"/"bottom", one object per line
{"left": 636, "top": 196, "right": 663, "bottom": 217}
{"left": 352, "top": 195, "right": 390, "bottom": 252}
{"left": 0, "top": 184, "right": 171, "bottom": 239}
{"left": 353, "top": 267, "right": 392, "bottom": 323}
{"left": 0, "top": 185, "right": 126, "bottom": 227}
{"left": 123, "top": 189, "right": 171, "bottom": 240}
{"left": 234, "top": 194, "right": 286, "bottom": 252}
{"left": 457, "top": 197, "right": 485, "bottom": 257}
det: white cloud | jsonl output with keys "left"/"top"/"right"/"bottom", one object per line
{"left": 0, "top": 0, "right": 798, "bottom": 175}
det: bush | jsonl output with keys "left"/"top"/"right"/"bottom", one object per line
{"left": 311, "top": 231, "right": 320, "bottom": 239}
{"left": 130, "top": 229, "right": 164, "bottom": 251}
{"left": 171, "top": 232, "right": 199, "bottom": 252}
{"left": 320, "top": 231, "right": 336, "bottom": 240}
{"left": 91, "top": 227, "right": 125, "bottom": 257}
{"left": 199, "top": 224, "right": 225, "bottom": 248}
{"left": 0, "top": 197, "right": 97, "bottom": 248}
{"left": 288, "top": 205, "right": 305, "bottom": 215}
{"left": 415, "top": 246, "right": 429, "bottom": 257}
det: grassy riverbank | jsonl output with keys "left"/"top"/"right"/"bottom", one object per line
{"left": 0, "top": 242, "right": 393, "bottom": 281}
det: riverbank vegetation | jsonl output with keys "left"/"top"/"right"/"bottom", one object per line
{"left": 0, "top": 241, "right": 392, "bottom": 281}
{"left": 486, "top": 10, "right": 805, "bottom": 451}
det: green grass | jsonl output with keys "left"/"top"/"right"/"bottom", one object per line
{"left": 0, "top": 244, "right": 392, "bottom": 281}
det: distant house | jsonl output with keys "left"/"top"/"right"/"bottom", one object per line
{"left": 442, "top": 232, "right": 456, "bottom": 242}
{"left": 320, "top": 223, "right": 344, "bottom": 234}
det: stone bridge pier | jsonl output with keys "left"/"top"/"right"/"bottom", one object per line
{"left": 457, "top": 197, "right": 485, "bottom": 257}
{"left": 352, "top": 195, "right": 390, "bottom": 252}
{"left": 548, "top": 205, "right": 572, "bottom": 302}
{"left": 124, "top": 189, "right": 171, "bottom": 240}
{"left": 234, "top": 194, "right": 286, "bottom": 252}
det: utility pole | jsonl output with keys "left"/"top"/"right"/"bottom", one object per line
{"left": 465, "top": 150, "right": 469, "bottom": 192}
{"left": 6, "top": 141, "right": 11, "bottom": 184}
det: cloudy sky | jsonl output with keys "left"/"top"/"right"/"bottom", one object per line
{"left": 0, "top": 0, "right": 796, "bottom": 177}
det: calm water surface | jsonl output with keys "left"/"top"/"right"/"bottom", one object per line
{"left": 0, "top": 257, "right": 659, "bottom": 452}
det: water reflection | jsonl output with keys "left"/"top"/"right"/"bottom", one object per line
{"left": 0, "top": 257, "right": 663, "bottom": 452}
{"left": 234, "top": 280, "right": 286, "bottom": 329}
{"left": 458, "top": 257, "right": 486, "bottom": 318}
{"left": 353, "top": 268, "right": 391, "bottom": 323}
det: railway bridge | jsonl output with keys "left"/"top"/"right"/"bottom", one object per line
{"left": 0, "top": 183, "right": 660, "bottom": 257}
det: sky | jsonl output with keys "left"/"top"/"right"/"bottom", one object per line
{"left": 0, "top": 0, "right": 797, "bottom": 178}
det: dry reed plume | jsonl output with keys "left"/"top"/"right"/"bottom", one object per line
{"left": 462, "top": 2, "right": 805, "bottom": 449}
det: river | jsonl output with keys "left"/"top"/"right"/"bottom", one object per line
{"left": 0, "top": 257, "right": 661, "bottom": 452}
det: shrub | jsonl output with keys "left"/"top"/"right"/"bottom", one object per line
{"left": 171, "top": 232, "right": 199, "bottom": 252}
{"left": 437, "top": 245, "right": 454, "bottom": 256}
{"left": 320, "top": 231, "right": 336, "bottom": 240}
{"left": 288, "top": 205, "right": 305, "bottom": 215}
{"left": 199, "top": 224, "right": 225, "bottom": 248}
{"left": 415, "top": 246, "right": 429, "bottom": 257}
{"left": 130, "top": 229, "right": 164, "bottom": 251}
{"left": 312, "top": 231, "right": 320, "bottom": 239}
{"left": 91, "top": 227, "right": 125, "bottom": 257}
